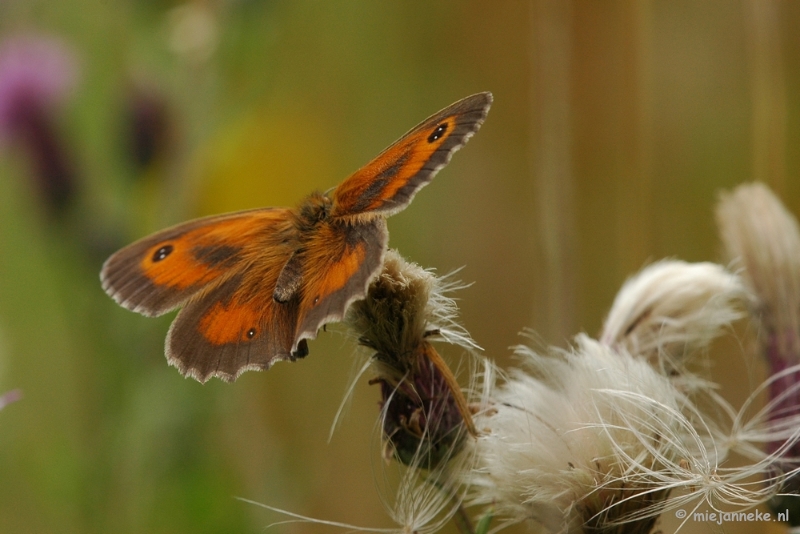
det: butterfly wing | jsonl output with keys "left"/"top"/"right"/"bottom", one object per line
{"left": 294, "top": 218, "right": 388, "bottom": 346}
{"left": 165, "top": 216, "right": 388, "bottom": 379}
{"left": 101, "top": 208, "right": 304, "bottom": 382}
{"left": 290, "top": 93, "right": 492, "bottom": 348}
{"left": 100, "top": 208, "right": 295, "bottom": 316}
{"left": 165, "top": 273, "right": 303, "bottom": 382}
{"left": 331, "top": 92, "right": 492, "bottom": 218}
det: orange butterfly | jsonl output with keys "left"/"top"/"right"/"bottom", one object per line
{"left": 101, "top": 92, "right": 492, "bottom": 383}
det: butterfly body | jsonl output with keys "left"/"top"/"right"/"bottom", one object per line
{"left": 101, "top": 92, "right": 492, "bottom": 382}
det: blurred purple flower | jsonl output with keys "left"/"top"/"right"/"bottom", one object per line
{"left": 0, "top": 33, "right": 79, "bottom": 214}
{"left": 0, "top": 34, "right": 77, "bottom": 137}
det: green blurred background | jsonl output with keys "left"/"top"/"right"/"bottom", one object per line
{"left": 0, "top": 1, "right": 798, "bottom": 533}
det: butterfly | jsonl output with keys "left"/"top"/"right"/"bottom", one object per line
{"left": 101, "top": 92, "right": 492, "bottom": 383}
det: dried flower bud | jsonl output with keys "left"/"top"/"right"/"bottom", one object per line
{"left": 717, "top": 183, "right": 800, "bottom": 362}
{"left": 371, "top": 343, "right": 468, "bottom": 469}
{"left": 346, "top": 250, "right": 477, "bottom": 470}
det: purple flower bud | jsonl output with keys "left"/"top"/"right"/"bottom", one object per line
{"left": 372, "top": 342, "right": 467, "bottom": 470}
{"left": 0, "top": 34, "right": 78, "bottom": 215}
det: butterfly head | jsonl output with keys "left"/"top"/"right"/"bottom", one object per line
{"left": 294, "top": 192, "right": 333, "bottom": 233}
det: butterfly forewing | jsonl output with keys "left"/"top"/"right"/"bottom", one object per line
{"left": 100, "top": 208, "right": 294, "bottom": 317}
{"left": 331, "top": 92, "right": 492, "bottom": 218}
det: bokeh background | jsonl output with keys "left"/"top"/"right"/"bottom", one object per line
{"left": 0, "top": 1, "right": 798, "bottom": 533}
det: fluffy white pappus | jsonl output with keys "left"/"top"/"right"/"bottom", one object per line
{"left": 464, "top": 335, "right": 800, "bottom": 533}
{"left": 467, "top": 335, "right": 684, "bottom": 533}
{"left": 716, "top": 182, "right": 800, "bottom": 359}
{"left": 727, "top": 362, "right": 800, "bottom": 463}
{"left": 599, "top": 260, "right": 747, "bottom": 371}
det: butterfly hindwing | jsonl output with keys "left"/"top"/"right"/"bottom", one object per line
{"left": 295, "top": 217, "right": 388, "bottom": 346}
{"left": 100, "top": 208, "right": 294, "bottom": 317}
{"left": 332, "top": 92, "right": 492, "bottom": 218}
{"left": 166, "top": 275, "right": 301, "bottom": 382}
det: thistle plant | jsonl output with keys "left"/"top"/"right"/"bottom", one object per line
{"left": 460, "top": 185, "right": 800, "bottom": 533}
{"left": 344, "top": 249, "right": 490, "bottom": 532}
{"left": 248, "top": 250, "right": 492, "bottom": 533}
{"left": 346, "top": 249, "right": 481, "bottom": 469}
{"left": 253, "top": 184, "right": 800, "bottom": 534}
{"left": 717, "top": 182, "right": 800, "bottom": 526}
{"left": 466, "top": 261, "right": 760, "bottom": 533}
